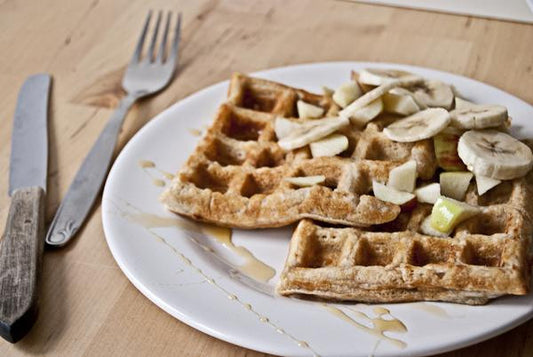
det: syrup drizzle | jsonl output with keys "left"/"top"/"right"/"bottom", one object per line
{"left": 188, "top": 128, "right": 203, "bottom": 137}
{"left": 206, "top": 226, "right": 275, "bottom": 282}
{"left": 137, "top": 160, "right": 175, "bottom": 187}
{"left": 116, "top": 204, "right": 275, "bottom": 283}
{"left": 120, "top": 158, "right": 427, "bottom": 353}
{"left": 110, "top": 199, "right": 318, "bottom": 356}
{"left": 323, "top": 304, "right": 407, "bottom": 348}
{"left": 411, "top": 302, "right": 449, "bottom": 318}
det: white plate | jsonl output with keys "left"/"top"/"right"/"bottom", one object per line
{"left": 102, "top": 62, "right": 533, "bottom": 357}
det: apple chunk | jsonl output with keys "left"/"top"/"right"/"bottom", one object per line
{"left": 297, "top": 100, "right": 324, "bottom": 119}
{"left": 420, "top": 215, "right": 451, "bottom": 237}
{"left": 373, "top": 180, "right": 415, "bottom": 205}
{"left": 440, "top": 171, "right": 473, "bottom": 201}
{"left": 433, "top": 129, "right": 467, "bottom": 171}
{"left": 415, "top": 183, "right": 440, "bottom": 204}
{"left": 383, "top": 88, "right": 420, "bottom": 116}
{"left": 430, "top": 196, "right": 480, "bottom": 233}
{"left": 388, "top": 160, "right": 417, "bottom": 193}
{"left": 310, "top": 134, "right": 348, "bottom": 157}
{"left": 350, "top": 97, "right": 383, "bottom": 126}
{"left": 332, "top": 81, "right": 362, "bottom": 108}
{"left": 274, "top": 117, "right": 300, "bottom": 140}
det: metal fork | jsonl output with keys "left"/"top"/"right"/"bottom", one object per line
{"left": 46, "top": 11, "right": 182, "bottom": 246}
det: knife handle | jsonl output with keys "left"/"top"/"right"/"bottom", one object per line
{"left": 45, "top": 94, "right": 138, "bottom": 247}
{"left": 0, "top": 187, "right": 45, "bottom": 343}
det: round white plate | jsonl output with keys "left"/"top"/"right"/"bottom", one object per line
{"left": 102, "top": 62, "right": 533, "bottom": 357}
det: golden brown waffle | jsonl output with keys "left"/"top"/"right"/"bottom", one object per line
{"left": 277, "top": 169, "right": 533, "bottom": 304}
{"left": 161, "top": 73, "right": 437, "bottom": 228}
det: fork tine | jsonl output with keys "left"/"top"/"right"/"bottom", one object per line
{"left": 131, "top": 10, "right": 152, "bottom": 63}
{"left": 146, "top": 10, "right": 162, "bottom": 62}
{"left": 156, "top": 11, "right": 171, "bottom": 63}
{"left": 168, "top": 12, "right": 182, "bottom": 65}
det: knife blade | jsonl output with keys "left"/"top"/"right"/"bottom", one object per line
{"left": 0, "top": 74, "right": 51, "bottom": 343}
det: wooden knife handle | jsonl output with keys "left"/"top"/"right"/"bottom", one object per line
{"left": 0, "top": 187, "right": 45, "bottom": 343}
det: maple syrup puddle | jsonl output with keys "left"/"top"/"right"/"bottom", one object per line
{"left": 116, "top": 200, "right": 275, "bottom": 284}
{"left": 323, "top": 304, "right": 407, "bottom": 348}
{"left": 204, "top": 225, "right": 275, "bottom": 282}
{"left": 138, "top": 160, "right": 175, "bottom": 187}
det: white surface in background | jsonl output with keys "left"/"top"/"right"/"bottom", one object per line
{"left": 355, "top": 0, "right": 533, "bottom": 23}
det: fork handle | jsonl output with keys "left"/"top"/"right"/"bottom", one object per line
{"left": 46, "top": 94, "right": 138, "bottom": 247}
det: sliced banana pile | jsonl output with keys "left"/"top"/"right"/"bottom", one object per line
{"left": 348, "top": 69, "right": 531, "bottom": 237}
{"left": 272, "top": 69, "right": 533, "bottom": 228}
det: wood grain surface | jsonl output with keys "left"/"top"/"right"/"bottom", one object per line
{"left": 0, "top": 0, "right": 532, "bottom": 356}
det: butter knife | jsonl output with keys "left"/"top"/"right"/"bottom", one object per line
{"left": 0, "top": 74, "right": 51, "bottom": 343}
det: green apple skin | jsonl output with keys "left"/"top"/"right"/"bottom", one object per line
{"left": 430, "top": 196, "right": 480, "bottom": 233}
{"left": 430, "top": 197, "right": 462, "bottom": 232}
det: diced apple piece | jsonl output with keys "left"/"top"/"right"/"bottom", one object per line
{"left": 440, "top": 171, "right": 473, "bottom": 201}
{"left": 415, "top": 183, "right": 441, "bottom": 204}
{"left": 420, "top": 215, "right": 451, "bottom": 237}
{"left": 274, "top": 117, "right": 300, "bottom": 139}
{"left": 430, "top": 196, "right": 480, "bottom": 233}
{"left": 383, "top": 88, "right": 420, "bottom": 116}
{"left": 285, "top": 175, "right": 325, "bottom": 187}
{"left": 310, "top": 134, "right": 349, "bottom": 157}
{"left": 372, "top": 180, "right": 415, "bottom": 205}
{"left": 388, "top": 160, "right": 417, "bottom": 193}
{"left": 332, "top": 81, "right": 362, "bottom": 108}
{"left": 297, "top": 100, "right": 325, "bottom": 119}
{"left": 433, "top": 130, "right": 467, "bottom": 171}
{"left": 350, "top": 97, "right": 383, "bottom": 126}
{"left": 475, "top": 174, "right": 501, "bottom": 195}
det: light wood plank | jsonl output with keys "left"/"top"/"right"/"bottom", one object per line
{"left": 0, "top": 0, "right": 532, "bottom": 356}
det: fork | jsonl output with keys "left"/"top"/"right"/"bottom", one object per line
{"left": 46, "top": 11, "right": 182, "bottom": 246}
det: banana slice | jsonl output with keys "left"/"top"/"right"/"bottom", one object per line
{"left": 450, "top": 104, "right": 507, "bottom": 129}
{"left": 358, "top": 68, "right": 418, "bottom": 86}
{"left": 383, "top": 108, "right": 450, "bottom": 143}
{"left": 340, "top": 76, "right": 423, "bottom": 122}
{"left": 297, "top": 100, "right": 325, "bottom": 119}
{"left": 277, "top": 116, "right": 350, "bottom": 151}
{"left": 410, "top": 80, "right": 454, "bottom": 110}
{"left": 383, "top": 88, "right": 420, "bottom": 116}
{"left": 457, "top": 129, "right": 533, "bottom": 180}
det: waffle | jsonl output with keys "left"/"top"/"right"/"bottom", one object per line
{"left": 277, "top": 167, "right": 533, "bottom": 304}
{"left": 161, "top": 73, "right": 437, "bottom": 228}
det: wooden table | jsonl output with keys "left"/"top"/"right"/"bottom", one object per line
{"left": 0, "top": 0, "right": 532, "bottom": 356}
